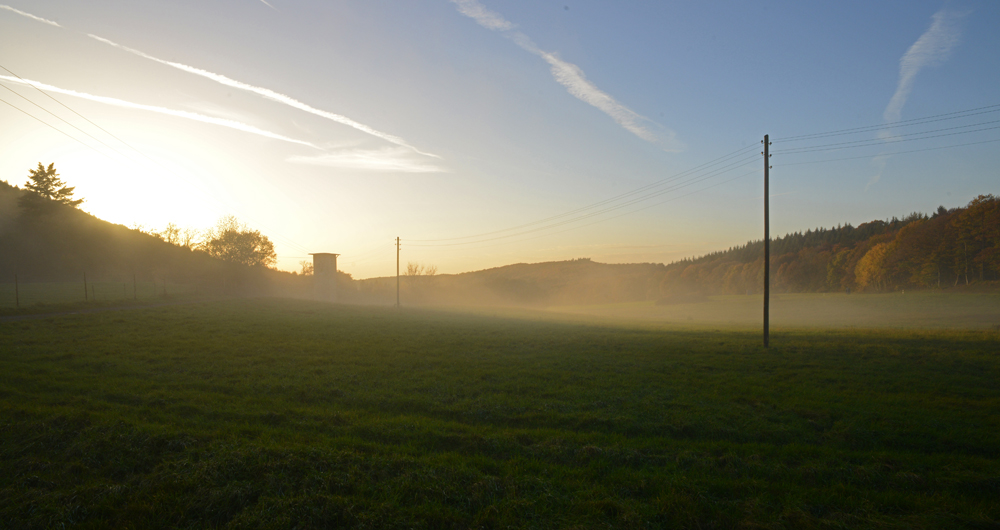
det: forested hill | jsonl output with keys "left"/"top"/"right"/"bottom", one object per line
{"left": 659, "top": 194, "right": 1000, "bottom": 295}
{"left": 5, "top": 170, "right": 997, "bottom": 307}
{"left": 359, "top": 194, "right": 999, "bottom": 307}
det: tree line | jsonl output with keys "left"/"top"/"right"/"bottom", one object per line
{"left": 658, "top": 195, "right": 1000, "bottom": 295}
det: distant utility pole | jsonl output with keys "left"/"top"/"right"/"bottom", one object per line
{"left": 396, "top": 236, "right": 401, "bottom": 308}
{"left": 762, "top": 135, "right": 771, "bottom": 348}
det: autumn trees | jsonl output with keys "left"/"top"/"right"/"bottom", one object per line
{"left": 655, "top": 195, "right": 1000, "bottom": 296}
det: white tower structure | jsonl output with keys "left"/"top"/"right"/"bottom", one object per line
{"left": 310, "top": 253, "right": 339, "bottom": 301}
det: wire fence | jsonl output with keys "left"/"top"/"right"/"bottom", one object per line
{"left": 0, "top": 278, "right": 195, "bottom": 309}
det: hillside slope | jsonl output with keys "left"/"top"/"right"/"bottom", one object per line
{"left": 357, "top": 195, "right": 1000, "bottom": 306}
{"left": 0, "top": 180, "right": 299, "bottom": 295}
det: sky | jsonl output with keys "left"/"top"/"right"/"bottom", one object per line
{"left": 1, "top": 0, "right": 998, "bottom": 278}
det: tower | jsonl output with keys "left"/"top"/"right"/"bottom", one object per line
{"left": 310, "top": 253, "right": 339, "bottom": 301}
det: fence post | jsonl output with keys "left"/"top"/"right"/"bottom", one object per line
{"left": 14, "top": 274, "right": 19, "bottom": 308}
{"left": 133, "top": 274, "right": 137, "bottom": 300}
{"left": 84, "top": 272, "right": 88, "bottom": 302}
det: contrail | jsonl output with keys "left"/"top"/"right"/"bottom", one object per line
{"left": 449, "top": 0, "right": 679, "bottom": 150}
{"left": 258, "top": 0, "right": 277, "bottom": 11}
{"left": 450, "top": 0, "right": 513, "bottom": 31}
{"left": 88, "top": 34, "right": 438, "bottom": 158}
{"left": 0, "top": 4, "right": 61, "bottom": 27}
{"left": 0, "top": 74, "right": 319, "bottom": 149}
{"left": 884, "top": 9, "right": 966, "bottom": 123}
{"left": 537, "top": 49, "right": 662, "bottom": 144}
{"left": 289, "top": 147, "right": 447, "bottom": 173}
{"left": 871, "top": 9, "right": 967, "bottom": 190}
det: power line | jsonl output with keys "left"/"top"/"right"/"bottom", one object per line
{"left": 773, "top": 137, "right": 1000, "bottom": 167}
{"left": 0, "top": 94, "right": 113, "bottom": 156}
{"left": 409, "top": 167, "right": 763, "bottom": 254}
{"left": 408, "top": 143, "right": 759, "bottom": 243}
{"left": 0, "top": 81, "right": 136, "bottom": 163}
{"left": 408, "top": 155, "right": 759, "bottom": 247}
{"left": 0, "top": 63, "right": 143, "bottom": 157}
{"left": 0, "top": 63, "right": 314, "bottom": 256}
{"left": 408, "top": 154, "right": 761, "bottom": 248}
{"left": 774, "top": 119, "right": 1000, "bottom": 154}
{"left": 774, "top": 102, "right": 1000, "bottom": 142}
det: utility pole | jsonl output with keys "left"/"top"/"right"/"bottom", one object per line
{"left": 763, "top": 135, "right": 771, "bottom": 348}
{"left": 396, "top": 237, "right": 401, "bottom": 308}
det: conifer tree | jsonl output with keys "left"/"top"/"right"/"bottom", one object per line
{"left": 20, "top": 163, "right": 83, "bottom": 208}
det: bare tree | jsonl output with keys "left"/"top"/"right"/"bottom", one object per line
{"left": 180, "top": 227, "right": 200, "bottom": 249}
{"left": 405, "top": 262, "right": 438, "bottom": 276}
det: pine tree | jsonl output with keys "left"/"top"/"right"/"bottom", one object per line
{"left": 20, "top": 163, "right": 83, "bottom": 208}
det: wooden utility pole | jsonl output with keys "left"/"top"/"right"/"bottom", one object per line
{"left": 396, "top": 237, "right": 401, "bottom": 308}
{"left": 763, "top": 135, "right": 771, "bottom": 348}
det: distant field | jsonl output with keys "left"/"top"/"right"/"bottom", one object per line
{"left": 549, "top": 291, "right": 1000, "bottom": 330}
{"left": 0, "top": 280, "right": 195, "bottom": 309}
{"left": 1, "top": 298, "right": 999, "bottom": 528}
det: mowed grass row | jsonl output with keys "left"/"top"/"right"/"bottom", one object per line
{"left": 1, "top": 299, "right": 999, "bottom": 529}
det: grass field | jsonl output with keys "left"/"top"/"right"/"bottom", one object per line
{"left": 550, "top": 291, "right": 1000, "bottom": 330}
{"left": 2, "top": 297, "right": 999, "bottom": 528}
{"left": 0, "top": 280, "right": 195, "bottom": 309}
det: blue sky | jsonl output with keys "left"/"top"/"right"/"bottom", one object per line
{"left": 1, "top": 0, "right": 998, "bottom": 277}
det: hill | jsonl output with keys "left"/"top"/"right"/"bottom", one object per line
{"left": 659, "top": 195, "right": 999, "bottom": 296}
{"left": 0, "top": 179, "right": 302, "bottom": 296}
{"left": 356, "top": 194, "right": 1000, "bottom": 307}
{"left": 357, "top": 259, "right": 665, "bottom": 307}
{"left": 5, "top": 176, "right": 997, "bottom": 308}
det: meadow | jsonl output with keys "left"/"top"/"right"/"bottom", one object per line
{"left": 0, "top": 280, "right": 196, "bottom": 310}
{"left": 550, "top": 291, "right": 1000, "bottom": 330}
{"left": 1, "top": 297, "right": 999, "bottom": 528}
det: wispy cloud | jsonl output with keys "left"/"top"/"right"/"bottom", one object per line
{"left": 288, "top": 147, "right": 446, "bottom": 173}
{"left": 450, "top": 0, "right": 513, "bottom": 31}
{"left": 0, "top": 4, "right": 60, "bottom": 26}
{"left": 0, "top": 74, "right": 319, "bottom": 148}
{"left": 88, "top": 34, "right": 437, "bottom": 158}
{"left": 871, "top": 9, "right": 966, "bottom": 191}
{"left": 537, "top": 50, "right": 664, "bottom": 144}
{"left": 449, "top": 0, "right": 679, "bottom": 150}
{"left": 865, "top": 154, "right": 890, "bottom": 192}
{"left": 884, "top": 9, "right": 966, "bottom": 123}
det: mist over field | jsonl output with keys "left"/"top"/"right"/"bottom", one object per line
{"left": 3, "top": 1, "right": 1000, "bottom": 527}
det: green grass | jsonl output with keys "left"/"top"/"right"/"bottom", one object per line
{"left": 550, "top": 291, "right": 1000, "bottom": 330}
{"left": 1, "top": 298, "right": 999, "bottom": 528}
{"left": 0, "top": 281, "right": 197, "bottom": 310}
